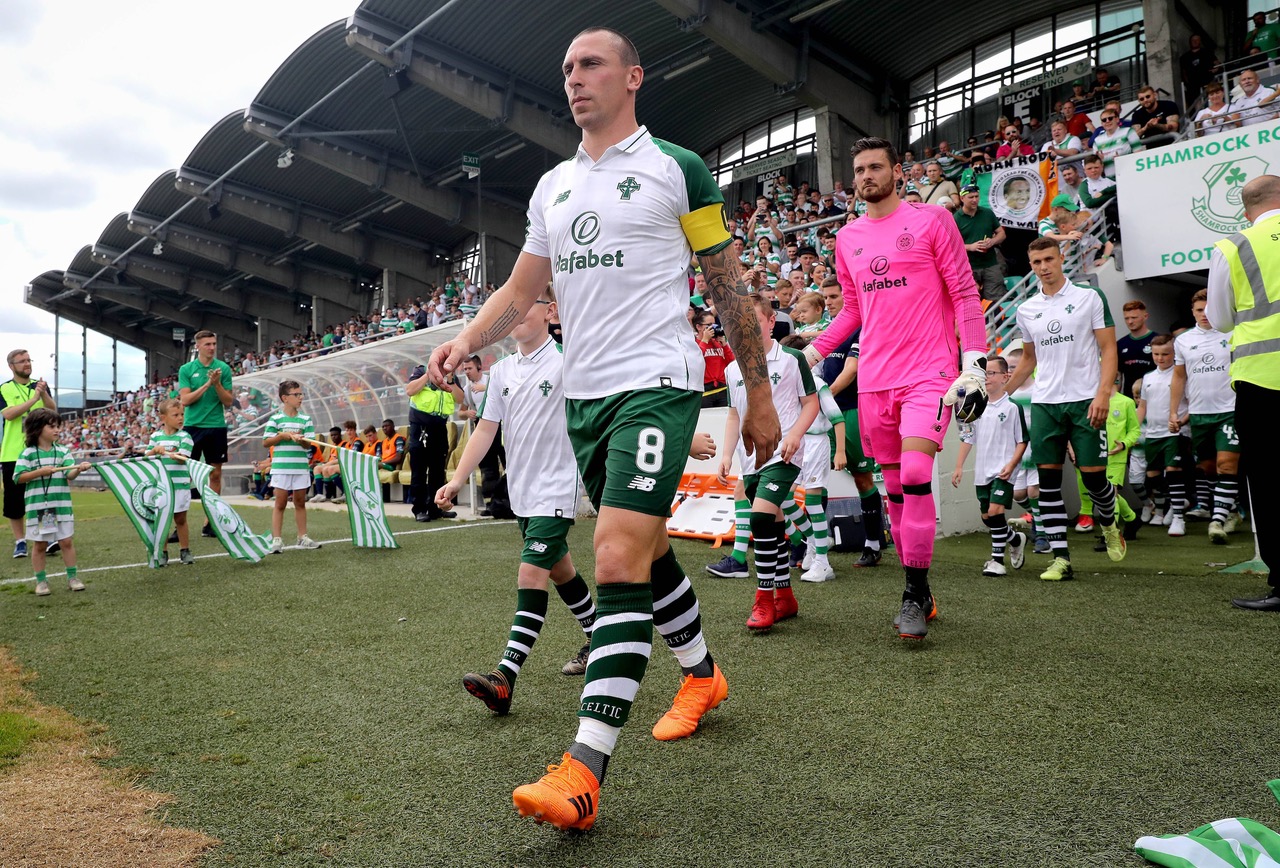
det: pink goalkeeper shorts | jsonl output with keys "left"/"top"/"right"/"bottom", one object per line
{"left": 859, "top": 378, "right": 953, "bottom": 466}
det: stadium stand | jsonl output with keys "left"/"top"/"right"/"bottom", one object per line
{"left": 18, "top": 0, "right": 1278, "bottom": 539}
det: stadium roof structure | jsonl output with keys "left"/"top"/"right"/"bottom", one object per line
{"left": 26, "top": 0, "right": 1074, "bottom": 358}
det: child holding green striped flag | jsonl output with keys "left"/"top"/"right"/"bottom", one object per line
{"left": 14, "top": 409, "right": 91, "bottom": 596}
{"left": 263, "top": 380, "right": 321, "bottom": 554}
{"left": 146, "top": 398, "right": 195, "bottom": 566}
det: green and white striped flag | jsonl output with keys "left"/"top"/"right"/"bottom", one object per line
{"left": 188, "top": 458, "right": 273, "bottom": 562}
{"left": 1136, "top": 782, "right": 1280, "bottom": 868}
{"left": 336, "top": 447, "right": 399, "bottom": 548}
{"left": 98, "top": 458, "right": 175, "bottom": 569}
{"left": 1136, "top": 818, "right": 1280, "bottom": 867}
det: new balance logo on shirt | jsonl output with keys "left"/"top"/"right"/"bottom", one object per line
{"left": 627, "top": 475, "right": 657, "bottom": 492}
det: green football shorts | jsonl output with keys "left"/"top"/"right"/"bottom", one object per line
{"left": 565, "top": 388, "right": 700, "bottom": 517}
{"left": 1030, "top": 400, "right": 1108, "bottom": 468}
{"left": 517, "top": 515, "right": 573, "bottom": 570}
{"left": 842, "top": 406, "right": 879, "bottom": 475}
{"left": 976, "top": 478, "right": 1015, "bottom": 511}
{"left": 1144, "top": 436, "right": 1185, "bottom": 472}
{"left": 1189, "top": 412, "right": 1240, "bottom": 460}
{"left": 744, "top": 461, "right": 801, "bottom": 507}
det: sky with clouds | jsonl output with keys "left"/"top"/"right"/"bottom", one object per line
{"left": 0, "top": 0, "right": 358, "bottom": 400}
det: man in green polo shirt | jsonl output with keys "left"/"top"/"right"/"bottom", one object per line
{"left": 954, "top": 183, "right": 1007, "bottom": 301}
{"left": 179, "top": 330, "right": 234, "bottom": 537}
{"left": 1, "top": 348, "right": 56, "bottom": 558}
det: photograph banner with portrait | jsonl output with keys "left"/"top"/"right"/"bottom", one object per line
{"left": 971, "top": 153, "right": 1058, "bottom": 230}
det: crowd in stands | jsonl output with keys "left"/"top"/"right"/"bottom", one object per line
{"left": 233, "top": 275, "right": 490, "bottom": 376}
{"left": 67, "top": 17, "right": 1280, "bottom": 468}
{"left": 66, "top": 275, "right": 494, "bottom": 458}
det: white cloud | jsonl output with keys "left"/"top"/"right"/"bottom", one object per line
{"left": 0, "top": 2, "right": 43, "bottom": 44}
{"left": 0, "top": 0, "right": 356, "bottom": 391}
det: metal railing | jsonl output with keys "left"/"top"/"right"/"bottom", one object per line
{"left": 907, "top": 22, "right": 1148, "bottom": 151}
{"left": 1178, "top": 57, "right": 1280, "bottom": 140}
{"left": 985, "top": 209, "right": 1112, "bottom": 351}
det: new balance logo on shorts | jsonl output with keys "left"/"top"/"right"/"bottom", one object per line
{"left": 528, "top": 541, "right": 548, "bottom": 553}
{"left": 627, "top": 475, "right": 656, "bottom": 492}
{"left": 765, "top": 482, "right": 779, "bottom": 492}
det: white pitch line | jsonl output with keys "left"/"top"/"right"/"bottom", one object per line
{"left": 0, "top": 520, "right": 515, "bottom": 587}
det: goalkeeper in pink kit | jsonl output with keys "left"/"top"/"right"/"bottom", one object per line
{"left": 804, "top": 137, "right": 989, "bottom": 640}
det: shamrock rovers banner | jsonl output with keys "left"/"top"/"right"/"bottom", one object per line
{"left": 1116, "top": 116, "right": 1280, "bottom": 279}
{"left": 98, "top": 458, "right": 175, "bottom": 569}
{"left": 336, "top": 447, "right": 399, "bottom": 548}
{"left": 970, "top": 151, "right": 1058, "bottom": 230}
{"left": 188, "top": 458, "right": 272, "bottom": 562}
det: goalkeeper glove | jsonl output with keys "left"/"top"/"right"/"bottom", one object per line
{"left": 942, "top": 352, "right": 989, "bottom": 423}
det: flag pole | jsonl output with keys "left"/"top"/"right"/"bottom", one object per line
{"left": 295, "top": 436, "right": 339, "bottom": 452}
{"left": 86, "top": 454, "right": 166, "bottom": 469}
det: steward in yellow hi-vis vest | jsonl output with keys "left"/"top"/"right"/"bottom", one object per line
{"left": 1213, "top": 219, "right": 1280, "bottom": 390}
{"left": 1206, "top": 175, "right": 1280, "bottom": 609}
{"left": 406, "top": 363, "right": 455, "bottom": 521}
{"left": 1, "top": 350, "right": 55, "bottom": 555}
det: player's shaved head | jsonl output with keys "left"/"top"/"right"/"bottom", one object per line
{"left": 1242, "top": 174, "right": 1280, "bottom": 219}
{"left": 573, "top": 27, "right": 640, "bottom": 67}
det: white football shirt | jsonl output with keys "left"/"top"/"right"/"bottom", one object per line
{"left": 958, "top": 393, "right": 1028, "bottom": 485}
{"left": 1139, "top": 364, "right": 1188, "bottom": 440}
{"left": 461, "top": 372, "right": 490, "bottom": 413}
{"left": 725, "top": 340, "right": 816, "bottom": 475}
{"left": 523, "top": 126, "right": 732, "bottom": 399}
{"left": 1015, "top": 281, "right": 1114, "bottom": 404}
{"left": 1233, "top": 86, "right": 1276, "bottom": 127}
{"left": 806, "top": 374, "right": 844, "bottom": 436}
{"left": 1174, "top": 325, "right": 1235, "bottom": 414}
{"left": 479, "top": 337, "right": 580, "bottom": 518}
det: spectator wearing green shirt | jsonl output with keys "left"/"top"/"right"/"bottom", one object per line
{"left": 178, "top": 330, "right": 234, "bottom": 538}
{"left": 954, "top": 184, "right": 1006, "bottom": 301}
{"left": 1, "top": 348, "right": 57, "bottom": 559}
{"left": 1245, "top": 11, "right": 1280, "bottom": 60}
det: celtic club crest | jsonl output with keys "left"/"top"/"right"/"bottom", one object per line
{"left": 1192, "top": 157, "right": 1270, "bottom": 233}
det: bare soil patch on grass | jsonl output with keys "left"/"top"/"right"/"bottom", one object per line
{"left": 0, "top": 649, "right": 217, "bottom": 867}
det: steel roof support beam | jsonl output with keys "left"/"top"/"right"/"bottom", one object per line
{"left": 346, "top": 28, "right": 579, "bottom": 158}
{"left": 88, "top": 246, "right": 303, "bottom": 327}
{"left": 243, "top": 117, "right": 529, "bottom": 247}
{"left": 174, "top": 172, "right": 436, "bottom": 283}
{"left": 652, "top": 0, "right": 887, "bottom": 136}
{"left": 61, "top": 272, "right": 256, "bottom": 347}
{"left": 126, "top": 214, "right": 363, "bottom": 317}
{"left": 25, "top": 284, "right": 145, "bottom": 345}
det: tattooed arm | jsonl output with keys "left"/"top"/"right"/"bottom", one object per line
{"left": 428, "top": 252, "right": 552, "bottom": 386}
{"left": 698, "top": 246, "right": 782, "bottom": 459}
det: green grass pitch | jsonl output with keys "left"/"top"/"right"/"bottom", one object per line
{"left": 1, "top": 492, "right": 1276, "bottom": 867}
